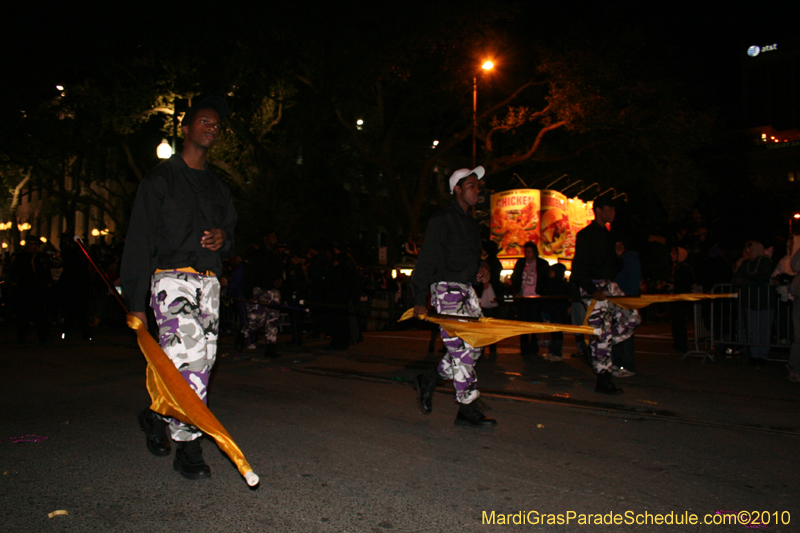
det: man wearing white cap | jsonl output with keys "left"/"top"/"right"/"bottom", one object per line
{"left": 411, "top": 166, "right": 496, "bottom": 427}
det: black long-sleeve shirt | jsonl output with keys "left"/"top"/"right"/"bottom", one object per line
{"left": 120, "top": 154, "right": 237, "bottom": 312}
{"left": 571, "top": 220, "right": 623, "bottom": 295}
{"left": 411, "top": 200, "right": 482, "bottom": 306}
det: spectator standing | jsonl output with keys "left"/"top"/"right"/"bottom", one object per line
{"left": 478, "top": 240, "right": 505, "bottom": 356}
{"left": 326, "top": 242, "right": 360, "bottom": 350}
{"left": 8, "top": 236, "right": 52, "bottom": 343}
{"left": 510, "top": 242, "right": 550, "bottom": 356}
{"left": 786, "top": 236, "right": 800, "bottom": 382}
{"left": 543, "top": 263, "right": 571, "bottom": 361}
{"left": 57, "top": 229, "right": 92, "bottom": 341}
{"left": 732, "top": 240, "right": 776, "bottom": 364}
{"left": 669, "top": 247, "right": 694, "bottom": 355}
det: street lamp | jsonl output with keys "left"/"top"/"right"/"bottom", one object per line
{"left": 156, "top": 96, "right": 180, "bottom": 159}
{"left": 473, "top": 60, "right": 495, "bottom": 167}
{"left": 157, "top": 139, "right": 172, "bottom": 159}
{"left": 790, "top": 213, "right": 800, "bottom": 235}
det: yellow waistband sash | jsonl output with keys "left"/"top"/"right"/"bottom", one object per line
{"left": 154, "top": 267, "right": 215, "bottom": 277}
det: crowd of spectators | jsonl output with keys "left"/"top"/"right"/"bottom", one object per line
{"left": 2, "top": 224, "right": 798, "bottom": 380}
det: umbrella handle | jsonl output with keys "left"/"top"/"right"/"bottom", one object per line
{"left": 244, "top": 471, "right": 260, "bottom": 487}
{"left": 73, "top": 235, "right": 129, "bottom": 315}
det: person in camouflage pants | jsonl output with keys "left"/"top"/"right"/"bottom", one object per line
{"left": 121, "top": 96, "right": 236, "bottom": 480}
{"left": 150, "top": 270, "right": 221, "bottom": 441}
{"left": 241, "top": 287, "right": 280, "bottom": 348}
{"left": 411, "top": 166, "right": 496, "bottom": 427}
{"left": 581, "top": 279, "right": 640, "bottom": 374}
{"left": 238, "top": 231, "right": 284, "bottom": 357}
{"left": 430, "top": 281, "right": 483, "bottom": 404}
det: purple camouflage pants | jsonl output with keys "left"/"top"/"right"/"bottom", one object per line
{"left": 430, "top": 281, "right": 483, "bottom": 404}
{"left": 150, "top": 270, "right": 220, "bottom": 441}
{"left": 581, "top": 279, "right": 640, "bottom": 373}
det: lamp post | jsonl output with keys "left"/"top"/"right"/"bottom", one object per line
{"left": 790, "top": 213, "right": 800, "bottom": 235}
{"left": 157, "top": 96, "right": 180, "bottom": 160}
{"left": 473, "top": 60, "right": 494, "bottom": 167}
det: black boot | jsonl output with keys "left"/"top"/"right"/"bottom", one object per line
{"left": 138, "top": 408, "right": 170, "bottom": 457}
{"left": 173, "top": 438, "right": 212, "bottom": 480}
{"left": 455, "top": 400, "right": 498, "bottom": 427}
{"left": 263, "top": 343, "right": 279, "bottom": 358}
{"left": 235, "top": 332, "right": 246, "bottom": 352}
{"left": 595, "top": 371, "right": 624, "bottom": 395}
{"left": 413, "top": 369, "right": 442, "bottom": 414}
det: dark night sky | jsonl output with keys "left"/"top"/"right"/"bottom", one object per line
{"left": 6, "top": 1, "right": 795, "bottom": 124}
{"left": 5, "top": 0, "right": 797, "bottom": 136}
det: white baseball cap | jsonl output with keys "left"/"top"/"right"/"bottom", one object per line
{"left": 449, "top": 166, "right": 485, "bottom": 193}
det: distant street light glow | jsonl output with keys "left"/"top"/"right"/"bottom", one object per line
{"left": 56, "top": 85, "right": 64, "bottom": 91}
{"left": 356, "top": 119, "right": 364, "bottom": 131}
{"left": 473, "top": 60, "right": 496, "bottom": 166}
{"left": 157, "top": 139, "right": 173, "bottom": 159}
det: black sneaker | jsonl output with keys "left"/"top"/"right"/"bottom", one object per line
{"left": 595, "top": 371, "right": 624, "bottom": 395}
{"left": 173, "top": 439, "right": 211, "bottom": 480}
{"left": 455, "top": 401, "right": 497, "bottom": 427}
{"left": 263, "top": 344, "right": 280, "bottom": 358}
{"left": 414, "top": 370, "right": 441, "bottom": 414}
{"left": 138, "top": 408, "right": 171, "bottom": 457}
{"left": 235, "top": 332, "right": 246, "bottom": 352}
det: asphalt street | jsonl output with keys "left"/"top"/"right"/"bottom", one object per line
{"left": 2, "top": 320, "right": 799, "bottom": 532}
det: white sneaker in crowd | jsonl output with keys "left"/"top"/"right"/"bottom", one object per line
{"left": 612, "top": 368, "right": 636, "bottom": 378}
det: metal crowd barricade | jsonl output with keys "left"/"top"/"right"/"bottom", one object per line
{"left": 683, "top": 285, "right": 714, "bottom": 362}
{"left": 706, "top": 283, "right": 791, "bottom": 361}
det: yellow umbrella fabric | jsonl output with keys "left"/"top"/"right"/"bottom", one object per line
{"left": 399, "top": 308, "right": 597, "bottom": 348}
{"left": 603, "top": 293, "right": 737, "bottom": 310}
{"left": 401, "top": 293, "right": 736, "bottom": 348}
{"left": 127, "top": 315, "right": 259, "bottom": 487}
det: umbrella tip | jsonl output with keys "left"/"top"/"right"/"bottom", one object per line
{"left": 245, "top": 471, "right": 260, "bottom": 487}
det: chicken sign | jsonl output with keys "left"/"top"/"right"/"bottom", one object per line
{"left": 490, "top": 189, "right": 541, "bottom": 260}
{"left": 490, "top": 189, "right": 593, "bottom": 265}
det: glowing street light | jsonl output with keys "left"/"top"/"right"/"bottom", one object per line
{"left": 473, "top": 59, "right": 495, "bottom": 167}
{"left": 790, "top": 213, "right": 800, "bottom": 235}
{"left": 157, "top": 139, "right": 173, "bottom": 159}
